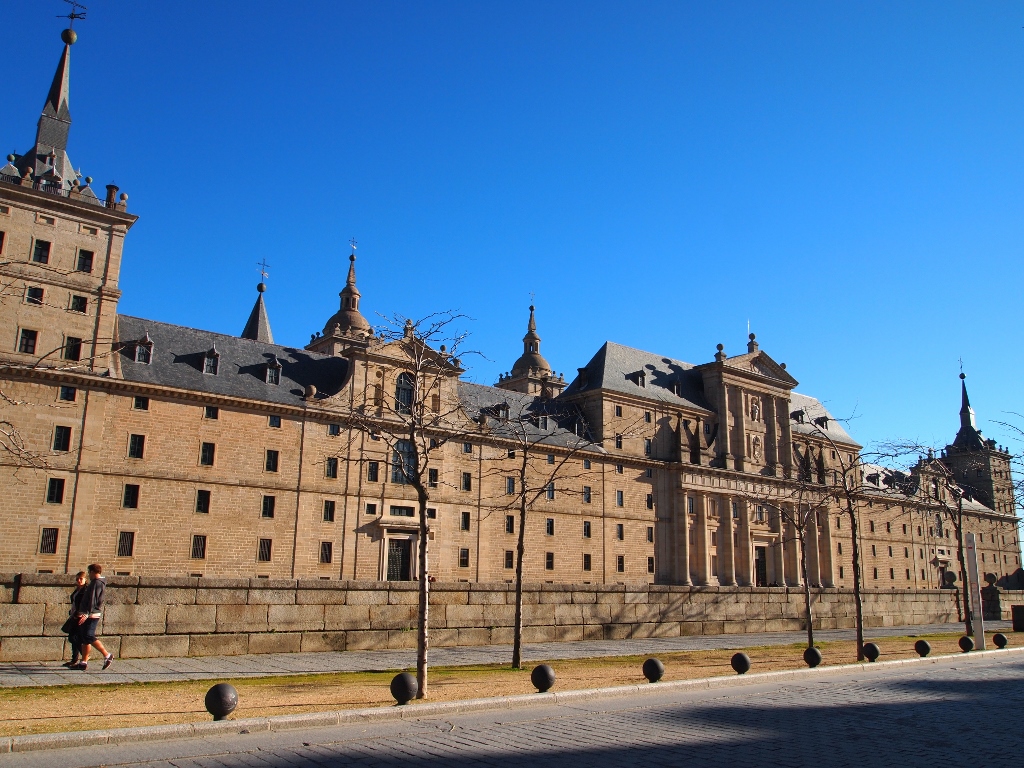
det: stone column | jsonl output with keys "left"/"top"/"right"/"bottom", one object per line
{"left": 733, "top": 386, "right": 746, "bottom": 472}
{"left": 694, "top": 492, "right": 710, "bottom": 586}
{"left": 716, "top": 382, "right": 730, "bottom": 468}
{"left": 805, "top": 506, "right": 821, "bottom": 587}
{"left": 769, "top": 505, "right": 786, "bottom": 586}
{"left": 718, "top": 494, "right": 736, "bottom": 586}
{"left": 764, "top": 396, "right": 779, "bottom": 476}
{"left": 676, "top": 490, "right": 692, "bottom": 586}
{"left": 784, "top": 504, "right": 802, "bottom": 587}
{"left": 817, "top": 508, "right": 835, "bottom": 587}
{"left": 778, "top": 397, "right": 794, "bottom": 479}
{"left": 735, "top": 498, "right": 752, "bottom": 586}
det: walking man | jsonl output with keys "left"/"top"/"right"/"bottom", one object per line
{"left": 71, "top": 563, "right": 113, "bottom": 671}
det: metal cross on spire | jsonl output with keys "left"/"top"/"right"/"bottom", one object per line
{"left": 958, "top": 357, "right": 964, "bottom": 373}
{"left": 529, "top": 291, "right": 535, "bottom": 305}
{"left": 257, "top": 258, "right": 270, "bottom": 282}
{"left": 349, "top": 237, "right": 358, "bottom": 254}
{"left": 59, "top": 0, "right": 87, "bottom": 26}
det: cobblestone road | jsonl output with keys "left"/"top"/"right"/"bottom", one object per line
{"left": 3, "top": 650, "right": 1020, "bottom": 767}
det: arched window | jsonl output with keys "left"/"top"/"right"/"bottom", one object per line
{"left": 395, "top": 373, "right": 414, "bottom": 415}
{"left": 392, "top": 439, "right": 415, "bottom": 484}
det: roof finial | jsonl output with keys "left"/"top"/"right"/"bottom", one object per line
{"left": 257, "top": 258, "right": 270, "bottom": 293}
{"left": 59, "top": 0, "right": 86, "bottom": 43}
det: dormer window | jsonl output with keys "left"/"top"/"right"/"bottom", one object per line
{"left": 266, "top": 357, "right": 282, "bottom": 385}
{"left": 135, "top": 334, "right": 153, "bottom": 365}
{"left": 203, "top": 346, "right": 219, "bottom": 375}
{"left": 638, "top": 372, "right": 646, "bottom": 388}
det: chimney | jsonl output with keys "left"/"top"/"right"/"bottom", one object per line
{"left": 105, "top": 183, "right": 119, "bottom": 205}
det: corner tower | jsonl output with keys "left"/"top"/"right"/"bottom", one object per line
{"left": 496, "top": 305, "right": 565, "bottom": 397}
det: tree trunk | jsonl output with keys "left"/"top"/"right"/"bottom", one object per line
{"left": 954, "top": 501, "right": 973, "bottom": 636}
{"left": 416, "top": 488, "right": 430, "bottom": 698}
{"left": 512, "top": 458, "right": 529, "bottom": 669}
{"left": 847, "top": 501, "right": 865, "bottom": 661}
{"left": 799, "top": 518, "right": 814, "bottom": 649}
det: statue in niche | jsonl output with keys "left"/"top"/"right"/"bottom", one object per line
{"left": 750, "top": 399, "right": 760, "bottom": 422}
{"left": 752, "top": 435, "right": 763, "bottom": 460}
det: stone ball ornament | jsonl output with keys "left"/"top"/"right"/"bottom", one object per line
{"left": 61, "top": 28, "right": 77, "bottom": 45}
{"left": 531, "top": 664, "right": 556, "bottom": 692}
{"left": 390, "top": 672, "right": 418, "bottom": 705}
{"left": 803, "top": 647, "right": 822, "bottom": 668}
{"left": 914, "top": 640, "right": 931, "bottom": 657}
{"left": 993, "top": 633, "right": 1008, "bottom": 649}
{"left": 958, "top": 636, "right": 975, "bottom": 653}
{"left": 642, "top": 658, "right": 665, "bottom": 683}
{"left": 862, "top": 642, "right": 880, "bottom": 662}
{"left": 730, "top": 653, "right": 751, "bottom": 675}
{"left": 204, "top": 683, "right": 238, "bottom": 721}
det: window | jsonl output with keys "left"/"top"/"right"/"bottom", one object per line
{"left": 840, "top": 566, "right": 845, "bottom": 579}
{"left": 53, "top": 426, "right": 72, "bottom": 452}
{"left": 39, "top": 528, "right": 59, "bottom": 554}
{"left": 870, "top": 520, "right": 875, "bottom": 533}
{"left": 320, "top": 541, "right": 333, "bottom": 564}
{"left": 463, "top": 442, "right": 473, "bottom": 454}
{"left": 268, "top": 415, "right": 282, "bottom": 428}
{"left": 888, "top": 546, "right": 893, "bottom": 557}
{"left": 616, "top": 464, "right": 623, "bottom": 474}
{"left": 461, "top": 471, "right": 472, "bottom": 492}
{"left": 545, "top": 552, "right": 554, "bottom": 570}
{"left": 367, "top": 461, "right": 379, "bottom": 482}
{"left": 63, "top": 337, "right": 82, "bottom": 361}
{"left": 647, "top": 526, "right": 654, "bottom": 543}
{"left": 459, "top": 548, "right": 470, "bottom": 568}
{"left": 508, "top": 449, "right": 516, "bottom": 459}
{"left": 902, "top": 524, "right": 907, "bottom": 535}
{"left": 506, "top": 477, "right": 515, "bottom": 495}
{"left": 128, "top": 433, "right": 145, "bottom": 459}
{"left": 395, "top": 372, "right": 414, "bottom": 414}
{"left": 196, "top": 489, "right": 211, "bottom": 514}
{"left": 123, "top": 484, "right": 140, "bottom": 508}
{"left": 133, "top": 396, "right": 149, "bottom": 410}
{"left": 203, "top": 351, "right": 219, "bottom": 375}
{"left": 644, "top": 439, "right": 652, "bottom": 456}
{"left": 390, "top": 506, "right": 415, "bottom": 517}
{"left": 328, "top": 423, "right": 341, "bottom": 436}
{"left": 886, "top": 522, "right": 891, "bottom": 533}
{"left": 645, "top": 468, "right": 653, "bottom": 478}
{"left": 583, "top": 458, "right": 591, "bottom": 469}
{"left": 547, "top": 454, "right": 555, "bottom": 465}
{"left": 616, "top": 490, "right": 624, "bottom": 507}
{"left": 46, "top": 478, "right": 65, "bottom": 504}
{"left": 646, "top": 493, "right": 654, "bottom": 510}
{"left": 428, "top": 468, "right": 438, "bottom": 488}
{"left": 258, "top": 538, "right": 272, "bottom": 562}
{"left": 393, "top": 440, "right": 414, "bottom": 483}
{"left": 266, "top": 365, "right": 280, "bottom": 385}
{"left": 687, "top": 497, "right": 694, "bottom": 515}
{"left": 583, "top": 553, "right": 592, "bottom": 571}
{"left": 546, "top": 518, "right": 555, "bottom": 536}
{"left": 615, "top": 405, "right": 622, "bottom": 417}
{"left": 26, "top": 286, "right": 44, "bottom": 305}
{"left": 365, "top": 503, "right": 377, "bottom": 516}
{"left": 70, "top": 295, "right": 87, "bottom": 313}
{"left": 191, "top": 535, "right": 207, "bottom": 560}
{"left": 616, "top": 555, "right": 625, "bottom": 572}
{"left": 265, "top": 449, "right": 279, "bottom": 472}
{"left": 505, "top": 515, "right": 515, "bottom": 534}
{"left": 546, "top": 482, "right": 555, "bottom": 500}
{"left": 583, "top": 520, "right": 591, "bottom": 538}
{"left": 325, "top": 457, "right": 338, "bottom": 479}
{"left": 32, "top": 239, "right": 51, "bottom": 264}
{"left": 117, "top": 531, "right": 135, "bottom": 558}
{"left": 461, "top": 511, "right": 471, "bottom": 531}
{"left": 204, "top": 406, "right": 219, "bottom": 420}
{"left": 889, "top": 568, "right": 895, "bottom": 580}
{"left": 76, "top": 249, "right": 94, "bottom": 272}
{"left": 871, "top": 545, "right": 876, "bottom": 556}
{"left": 323, "top": 499, "right": 336, "bottom": 522}
{"left": 59, "top": 386, "right": 76, "bottom": 402}
{"left": 504, "top": 550, "right": 514, "bottom": 569}
{"left": 616, "top": 523, "right": 624, "bottom": 540}
{"left": 0, "top": 230, "right": 4, "bottom": 253}
{"left": 262, "top": 495, "right": 276, "bottom": 518}
{"left": 200, "top": 442, "right": 215, "bottom": 466}
{"left": 873, "top": 568, "right": 878, "bottom": 580}
{"left": 583, "top": 485, "right": 592, "bottom": 503}
{"left": 427, "top": 507, "right": 437, "bottom": 519}
{"left": 648, "top": 556, "right": 655, "bottom": 574}
{"left": 18, "top": 329, "right": 37, "bottom": 354}
{"left": 615, "top": 434, "right": 623, "bottom": 449}
{"left": 837, "top": 542, "right": 843, "bottom": 555}
{"left": 645, "top": 411, "right": 652, "bottom": 423}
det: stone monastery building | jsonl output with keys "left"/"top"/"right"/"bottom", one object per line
{"left": 1, "top": 32, "right": 1020, "bottom": 590}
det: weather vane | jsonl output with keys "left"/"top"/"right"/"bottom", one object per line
{"left": 529, "top": 291, "right": 535, "bottom": 305}
{"left": 349, "top": 237, "right": 357, "bottom": 254}
{"left": 257, "top": 258, "right": 270, "bottom": 283}
{"left": 958, "top": 357, "right": 964, "bottom": 373}
{"left": 59, "top": 0, "right": 87, "bottom": 27}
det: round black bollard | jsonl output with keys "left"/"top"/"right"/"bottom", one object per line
{"left": 993, "top": 633, "right": 1008, "bottom": 649}
{"left": 958, "top": 636, "right": 975, "bottom": 653}
{"left": 862, "top": 642, "right": 880, "bottom": 662}
{"left": 204, "top": 683, "right": 238, "bottom": 721}
{"left": 914, "top": 640, "right": 931, "bottom": 657}
{"left": 803, "top": 647, "right": 822, "bottom": 668}
{"left": 642, "top": 658, "right": 665, "bottom": 683}
{"left": 730, "top": 652, "right": 751, "bottom": 675}
{"left": 390, "top": 672, "right": 418, "bottom": 705}
{"left": 531, "top": 664, "right": 556, "bottom": 692}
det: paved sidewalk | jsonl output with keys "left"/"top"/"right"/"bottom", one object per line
{"left": 0, "top": 620, "right": 1008, "bottom": 688}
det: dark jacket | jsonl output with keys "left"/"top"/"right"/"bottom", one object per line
{"left": 69, "top": 585, "right": 85, "bottom": 617}
{"left": 77, "top": 577, "right": 106, "bottom": 618}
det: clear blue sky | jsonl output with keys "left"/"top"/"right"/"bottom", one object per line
{"left": 7, "top": 1, "right": 1024, "bottom": 454}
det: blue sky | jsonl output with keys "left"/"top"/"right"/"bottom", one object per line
{"left": 7, "top": 1, "right": 1024, "bottom": 453}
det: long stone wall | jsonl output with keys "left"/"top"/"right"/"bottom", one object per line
{"left": 0, "top": 574, "right": 1016, "bottom": 662}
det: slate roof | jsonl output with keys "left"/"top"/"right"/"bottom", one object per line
{"left": 116, "top": 315, "right": 348, "bottom": 407}
{"left": 788, "top": 391, "right": 859, "bottom": 448}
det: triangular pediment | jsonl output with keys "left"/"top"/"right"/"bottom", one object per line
{"left": 722, "top": 351, "right": 798, "bottom": 387}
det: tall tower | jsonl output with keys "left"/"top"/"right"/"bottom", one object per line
{"left": 941, "top": 373, "right": 1015, "bottom": 514}
{"left": 496, "top": 305, "right": 565, "bottom": 397}
{"left": 306, "top": 248, "right": 372, "bottom": 356}
{"left": 0, "top": 29, "right": 137, "bottom": 373}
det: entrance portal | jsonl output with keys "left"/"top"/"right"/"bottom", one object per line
{"left": 754, "top": 546, "right": 768, "bottom": 587}
{"left": 387, "top": 538, "right": 413, "bottom": 581}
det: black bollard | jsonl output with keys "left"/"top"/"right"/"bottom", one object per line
{"left": 204, "top": 683, "right": 238, "bottom": 721}
{"left": 642, "top": 658, "right": 665, "bottom": 683}
{"left": 993, "top": 633, "right": 1008, "bottom": 648}
{"left": 958, "top": 636, "right": 974, "bottom": 653}
{"left": 862, "top": 642, "right": 880, "bottom": 662}
{"left": 803, "top": 647, "right": 822, "bottom": 668}
{"left": 730, "top": 652, "right": 751, "bottom": 675}
{"left": 914, "top": 640, "right": 931, "bottom": 657}
{"left": 531, "top": 664, "right": 556, "bottom": 692}
{"left": 390, "top": 672, "right": 418, "bottom": 705}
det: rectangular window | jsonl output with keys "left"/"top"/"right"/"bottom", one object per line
{"left": 461, "top": 472, "right": 472, "bottom": 492}
{"left": 137, "top": 343, "right": 153, "bottom": 366}
{"left": 325, "top": 457, "right": 338, "bottom": 479}
{"left": 615, "top": 434, "right": 623, "bottom": 449}
{"left": 262, "top": 495, "right": 276, "bottom": 518}
{"left": 646, "top": 493, "right": 654, "bottom": 510}
{"left": 59, "top": 386, "right": 76, "bottom": 402}
{"left": 200, "top": 442, "right": 215, "bottom": 466}
{"left": 26, "top": 286, "right": 44, "bottom": 305}
{"left": 204, "top": 406, "right": 219, "bottom": 419}
{"left": 128, "top": 433, "right": 145, "bottom": 459}
{"left": 46, "top": 477, "right": 65, "bottom": 504}
{"left": 320, "top": 541, "right": 333, "bottom": 564}
{"left": 265, "top": 449, "right": 279, "bottom": 472}
{"left": 546, "top": 518, "right": 555, "bottom": 536}
{"left": 70, "top": 295, "right": 87, "bottom": 313}
{"left": 614, "top": 405, "right": 622, "bottom": 417}
{"left": 32, "top": 239, "right": 51, "bottom": 264}
{"left": 463, "top": 441, "right": 473, "bottom": 454}
{"left": 269, "top": 415, "right": 282, "bottom": 428}
{"left": 645, "top": 411, "right": 652, "bottom": 423}
{"left": 392, "top": 440, "right": 414, "bottom": 484}
{"left": 196, "top": 489, "right": 211, "bottom": 514}
{"left": 644, "top": 439, "right": 652, "bottom": 456}
{"left": 506, "top": 477, "right": 515, "bottom": 495}
{"left": 616, "top": 555, "right": 625, "bottom": 572}
{"left": 616, "top": 464, "right": 623, "bottom": 474}
{"left": 390, "top": 506, "right": 415, "bottom": 517}
{"left": 258, "top": 538, "right": 272, "bottom": 562}
{"left": 545, "top": 552, "right": 554, "bottom": 570}
{"left": 117, "top": 531, "right": 135, "bottom": 558}
{"left": 427, "top": 507, "right": 436, "bottom": 519}
{"left": 328, "top": 423, "right": 341, "bottom": 436}
{"left": 647, "top": 526, "right": 654, "bottom": 543}
{"left": 459, "top": 548, "right": 470, "bottom": 568}
{"left": 365, "top": 503, "right": 377, "bottom": 516}
{"left": 583, "top": 520, "right": 591, "bottom": 538}
{"left": 616, "top": 523, "right": 624, "bottom": 540}
{"left": 191, "top": 535, "right": 207, "bottom": 560}
{"left": 133, "top": 396, "right": 149, "bottom": 410}
{"left": 428, "top": 468, "right": 438, "bottom": 488}
{"left": 889, "top": 567, "right": 895, "bottom": 580}
{"left": 546, "top": 482, "right": 555, "bottom": 500}
{"left": 648, "top": 556, "right": 655, "bottom": 574}
{"left": 204, "top": 355, "right": 219, "bottom": 375}
{"left": 39, "top": 527, "right": 59, "bottom": 554}
{"left": 687, "top": 497, "right": 694, "bottom": 514}
{"left": 840, "top": 566, "right": 845, "bottom": 578}
{"left": 63, "top": 337, "right": 82, "bottom": 361}
{"left": 547, "top": 454, "right": 555, "bottom": 464}
{"left": 646, "top": 468, "right": 653, "bottom": 478}
{"left": 504, "top": 550, "right": 514, "bottom": 569}
{"left": 367, "top": 460, "right": 379, "bottom": 482}
{"left": 583, "top": 458, "right": 591, "bottom": 469}
{"left": 873, "top": 568, "right": 878, "bottom": 580}
{"left": 906, "top": 568, "right": 911, "bottom": 580}
{"left": 123, "top": 484, "right": 140, "bottom": 508}
{"left": 18, "top": 329, "right": 37, "bottom": 354}
{"left": 506, "top": 515, "right": 515, "bottom": 534}
{"left": 323, "top": 499, "right": 336, "bottom": 522}
{"left": 76, "top": 249, "right": 94, "bottom": 272}
{"left": 266, "top": 367, "right": 280, "bottom": 385}
{"left": 616, "top": 490, "right": 624, "bottom": 507}
{"left": 461, "top": 511, "right": 471, "bottom": 531}
{"left": 583, "top": 485, "right": 592, "bottom": 503}
{"left": 52, "top": 425, "right": 72, "bottom": 452}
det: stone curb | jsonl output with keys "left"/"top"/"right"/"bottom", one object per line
{"left": 3, "top": 645, "right": 1021, "bottom": 754}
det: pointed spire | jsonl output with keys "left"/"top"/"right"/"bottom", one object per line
{"left": 241, "top": 282, "right": 274, "bottom": 343}
{"left": 952, "top": 371, "right": 985, "bottom": 451}
{"left": 511, "top": 304, "right": 551, "bottom": 377}
{"left": 959, "top": 372, "right": 976, "bottom": 430}
{"left": 37, "top": 32, "right": 74, "bottom": 158}
{"left": 320, "top": 247, "right": 370, "bottom": 337}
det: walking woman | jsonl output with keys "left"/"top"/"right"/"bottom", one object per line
{"left": 61, "top": 571, "right": 88, "bottom": 668}
{"left": 70, "top": 563, "right": 113, "bottom": 671}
